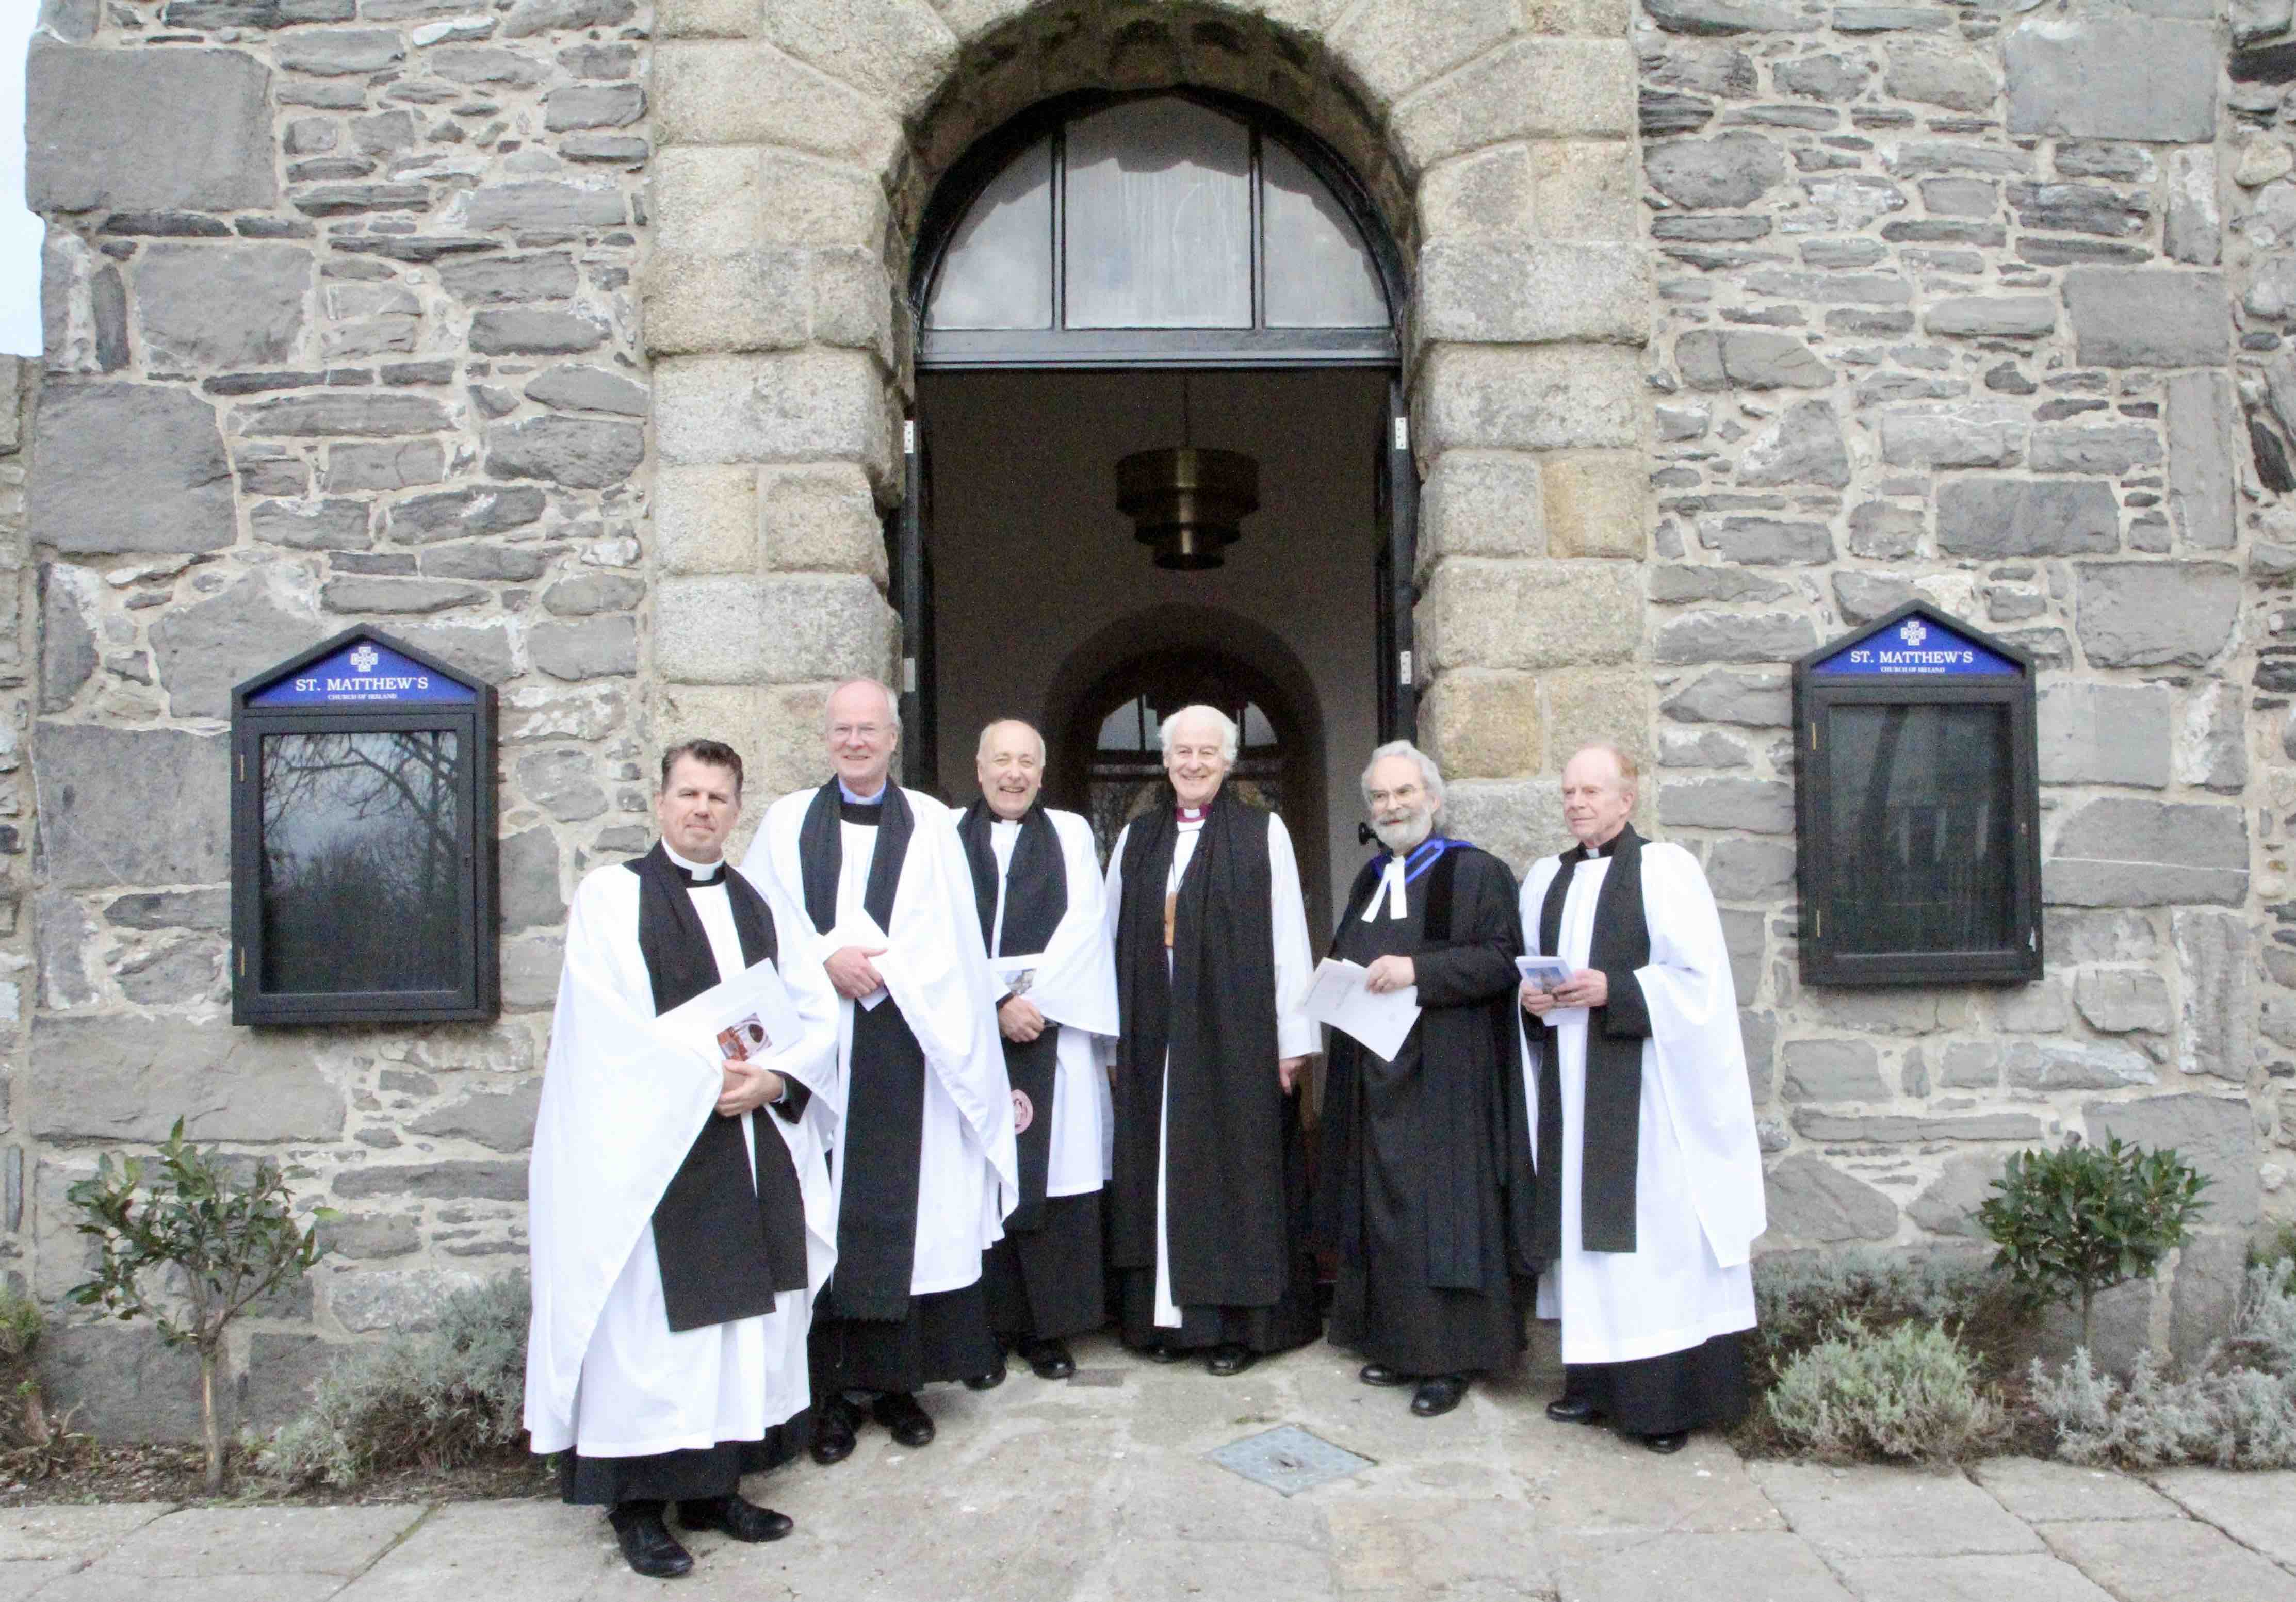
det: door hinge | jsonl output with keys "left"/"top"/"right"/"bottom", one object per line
{"left": 1392, "top": 415, "right": 1409, "bottom": 452}
{"left": 1813, "top": 907, "right": 1821, "bottom": 939}
{"left": 902, "top": 656, "right": 918, "bottom": 694}
{"left": 237, "top": 946, "right": 247, "bottom": 978}
{"left": 903, "top": 419, "right": 916, "bottom": 455}
{"left": 1397, "top": 649, "right": 1413, "bottom": 688}
{"left": 237, "top": 750, "right": 245, "bottom": 782}
{"left": 1808, "top": 721, "right": 1819, "bottom": 752}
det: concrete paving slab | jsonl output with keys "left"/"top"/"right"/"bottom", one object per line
{"left": 2147, "top": 1466, "right": 2296, "bottom": 1567}
{"left": 1523, "top": 1419, "right": 1782, "bottom": 1535}
{"left": 1326, "top": 1493, "right": 1549, "bottom": 1597}
{"left": 0, "top": 1561, "right": 67, "bottom": 1602}
{"left": 0, "top": 1502, "right": 172, "bottom": 1561}
{"left": 1831, "top": 1551, "right": 2119, "bottom": 1602}
{"left": 335, "top": 1501, "right": 607, "bottom": 1601}
{"left": 1555, "top": 1530, "right": 1852, "bottom": 1602}
{"left": 2038, "top": 1516, "right": 2296, "bottom": 1602}
{"left": 79, "top": 1503, "right": 425, "bottom": 1578}
{"left": 1968, "top": 1458, "right": 2185, "bottom": 1523}
{"left": 1749, "top": 1462, "right": 2045, "bottom": 1557}
{"left": 30, "top": 1571, "right": 349, "bottom": 1602}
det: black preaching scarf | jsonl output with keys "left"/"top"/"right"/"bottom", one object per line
{"left": 625, "top": 843, "right": 810, "bottom": 1333}
{"left": 795, "top": 780, "right": 930, "bottom": 1321}
{"left": 1528, "top": 824, "right": 1655, "bottom": 1256}
{"left": 1110, "top": 786, "right": 1285, "bottom": 1309}
{"left": 957, "top": 799, "right": 1067, "bottom": 1232}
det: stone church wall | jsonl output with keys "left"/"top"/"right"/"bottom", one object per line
{"left": 1630, "top": 0, "right": 2286, "bottom": 1363}
{"left": 7, "top": 0, "right": 2292, "bottom": 1432}
{"left": 21, "top": 0, "right": 662, "bottom": 1435}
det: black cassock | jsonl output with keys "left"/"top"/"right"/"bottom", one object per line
{"left": 1110, "top": 789, "right": 1320, "bottom": 1355}
{"left": 1312, "top": 842, "right": 1536, "bottom": 1378}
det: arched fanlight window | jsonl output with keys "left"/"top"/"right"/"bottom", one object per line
{"left": 916, "top": 92, "right": 1401, "bottom": 369}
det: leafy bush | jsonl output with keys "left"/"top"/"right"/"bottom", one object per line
{"left": 1749, "top": 1249, "right": 2021, "bottom": 1396}
{"left": 1766, "top": 1318, "right": 1999, "bottom": 1464}
{"left": 0, "top": 1282, "right": 86, "bottom": 1481}
{"left": 68, "top": 1120, "right": 332, "bottom": 1491}
{"left": 2030, "top": 1262, "right": 2296, "bottom": 1469}
{"left": 253, "top": 1274, "right": 530, "bottom": 1489}
{"left": 1978, "top": 1135, "right": 2210, "bottom": 1353}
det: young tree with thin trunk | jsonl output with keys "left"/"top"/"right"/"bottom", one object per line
{"left": 67, "top": 1120, "right": 331, "bottom": 1491}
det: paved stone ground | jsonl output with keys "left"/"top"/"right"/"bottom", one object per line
{"left": 2, "top": 1333, "right": 2293, "bottom": 1601}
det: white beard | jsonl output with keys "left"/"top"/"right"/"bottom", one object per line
{"left": 1372, "top": 809, "right": 1435, "bottom": 853}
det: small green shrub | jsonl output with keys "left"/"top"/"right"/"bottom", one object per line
{"left": 252, "top": 1274, "right": 530, "bottom": 1489}
{"left": 1749, "top": 1249, "right": 2019, "bottom": 1395}
{"left": 1978, "top": 1135, "right": 2210, "bottom": 1353}
{"left": 1766, "top": 1318, "right": 1999, "bottom": 1464}
{"left": 2250, "top": 1220, "right": 2296, "bottom": 1274}
{"left": 0, "top": 1282, "right": 85, "bottom": 1480}
{"left": 2030, "top": 1262, "right": 2296, "bottom": 1469}
{"left": 68, "top": 1120, "right": 333, "bottom": 1491}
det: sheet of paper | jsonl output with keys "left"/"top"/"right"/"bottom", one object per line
{"left": 825, "top": 913, "right": 892, "bottom": 1010}
{"left": 1516, "top": 954, "right": 1573, "bottom": 992}
{"left": 1302, "top": 958, "right": 1421, "bottom": 1061}
{"left": 992, "top": 958, "right": 1041, "bottom": 998}
{"left": 655, "top": 957, "right": 807, "bottom": 1068}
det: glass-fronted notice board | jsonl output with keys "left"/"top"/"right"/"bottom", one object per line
{"left": 1795, "top": 604, "right": 2041, "bottom": 986}
{"left": 232, "top": 630, "right": 499, "bottom": 1024}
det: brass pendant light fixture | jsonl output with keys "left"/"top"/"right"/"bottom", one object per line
{"left": 1116, "top": 372, "right": 1259, "bottom": 571}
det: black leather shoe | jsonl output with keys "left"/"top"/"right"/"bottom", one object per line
{"left": 809, "top": 1396, "right": 859, "bottom": 1465}
{"left": 677, "top": 1495, "right": 793, "bottom": 1543}
{"left": 871, "top": 1391, "right": 936, "bottom": 1448}
{"left": 1205, "top": 1343, "right": 1257, "bottom": 1377}
{"left": 1644, "top": 1431, "right": 1691, "bottom": 1455}
{"left": 1412, "top": 1375, "right": 1469, "bottom": 1417}
{"left": 1359, "top": 1362, "right": 1411, "bottom": 1388}
{"left": 1545, "top": 1396, "right": 1604, "bottom": 1426}
{"left": 963, "top": 1353, "right": 1008, "bottom": 1391}
{"left": 1134, "top": 1341, "right": 1187, "bottom": 1364}
{"left": 609, "top": 1506, "right": 694, "bottom": 1579}
{"left": 1022, "top": 1338, "right": 1076, "bottom": 1380}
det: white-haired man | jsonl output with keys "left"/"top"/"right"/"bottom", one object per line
{"left": 1518, "top": 744, "right": 1766, "bottom": 1453}
{"left": 1102, "top": 704, "right": 1318, "bottom": 1376}
{"left": 743, "top": 679, "right": 1016, "bottom": 1464}
{"left": 1310, "top": 742, "right": 1536, "bottom": 1418}
{"left": 956, "top": 719, "right": 1119, "bottom": 1382}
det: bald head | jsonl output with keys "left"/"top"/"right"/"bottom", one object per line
{"left": 825, "top": 677, "right": 900, "bottom": 796}
{"left": 976, "top": 719, "right": 1047, "bottom": 820}
{"left": 1561, "top": 743, "right": 1636, "bottom": 850}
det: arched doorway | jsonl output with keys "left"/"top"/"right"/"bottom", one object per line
{"left": 904, "top": 89, "right": 1410, "bottom": 922}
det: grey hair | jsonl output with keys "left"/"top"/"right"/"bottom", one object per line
{"left": 1361, "top": 740, "right": 1445, "bottom": 811}
{"left": 976, "top": 718, "right": 1046, "bottom": 763}
{"left": 1158, "top": 704, "right": 1239, "bottom": 765}
{"left": 824, "top": 676, "right": 901, "bottom": 734}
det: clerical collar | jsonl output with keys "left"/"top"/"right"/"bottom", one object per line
{"left": 1578, "top": 832, "right": 1626, "bottom": 859}
{"left": 838, "top": 779, "right": 887, "bottom": 805}
{"left": 840, "top": 801, "right": 883, "bottom": 826}
{"left": 1175, "top": 805, "right": 1207, "bottom": 824}
{"left": 662, "top": 843, "right": 727, "bottom": 887}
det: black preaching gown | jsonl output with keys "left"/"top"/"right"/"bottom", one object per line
{"left": 1315, "top": 844, "right": 1535, "bottom": 1378}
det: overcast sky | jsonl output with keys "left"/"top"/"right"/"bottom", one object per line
{"left": 2, "top": 8, "right": 41, "bottom": 358}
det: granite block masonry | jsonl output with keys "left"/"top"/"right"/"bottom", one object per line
{"left": 5, "top": 0, "right": 2290, "bottom": 1440}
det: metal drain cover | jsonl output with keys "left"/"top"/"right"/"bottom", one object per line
{"left": 1207, "top": 1424, "right": 1373, "bottom": 1496}
{"left": 1067, "top": 1368, "right": 1125, "bottom": 1388}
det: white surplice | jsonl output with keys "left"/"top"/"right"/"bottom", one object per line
{"left": 1519, "top": 841, "right": 1766, "bottom": 1366}
{"left": 985, "top": 809, "right": 1119, "bottom": 1198}
{"left": 1104, "top": 807, "right": 1316, "bottom": 1328}
{"left": 745, "top": 787, "right": 1017, "bottom": 1294}
{"left": 525, "top": 847, "right": 842, "bottom": 1459}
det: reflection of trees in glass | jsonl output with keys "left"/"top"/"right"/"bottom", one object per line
{"left": 261, "top": 731, "right": 464, "bottom": 994}
{"left": 1829, "top": 705, "right": 2012, "bottom": 956}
